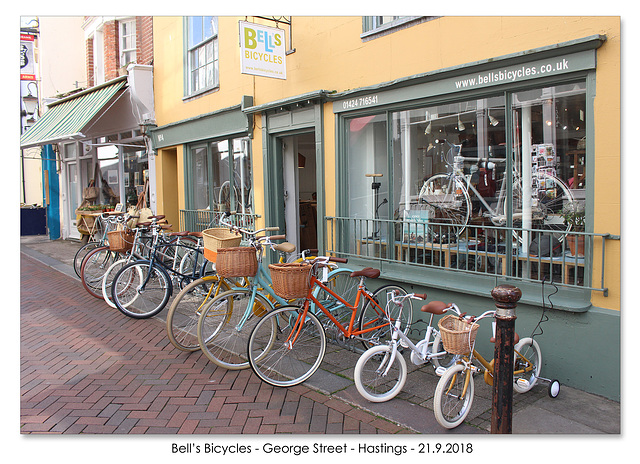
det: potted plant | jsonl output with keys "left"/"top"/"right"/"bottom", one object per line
{"left": 562, "top": 202, "right": 585, "bottom": 256}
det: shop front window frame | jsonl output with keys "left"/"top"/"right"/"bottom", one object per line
{"left": 185, "top": 136, "right": 253, "bottom": 216}
{"left": 336, "top": 75, "right": 592, "bottom": 298}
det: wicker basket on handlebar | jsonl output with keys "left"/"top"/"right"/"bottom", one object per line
{"left": 107, "top": 229, "right": 135, "bottom": 253}
{"left": 216, "top": 247, "right": 258, "bottom": 277}
{"left": 437, "top": 315, "right": 479, "bottom": 355}
{"left": 268, "top": 263, "right": 312, "bottom": 299}
{"left": 202, "top": 228, "right": 242, "bottom": 263}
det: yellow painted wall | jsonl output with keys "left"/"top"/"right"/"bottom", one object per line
{"left": 153, "top": 16, "right": 620, "bottom": 310}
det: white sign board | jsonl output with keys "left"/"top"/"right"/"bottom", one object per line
{"left": 239, "top": 21, "right": 286, "bottom": 80}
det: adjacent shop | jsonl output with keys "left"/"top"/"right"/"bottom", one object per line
{"left": 20, "top": 66, "right": 155, "bottom": 241}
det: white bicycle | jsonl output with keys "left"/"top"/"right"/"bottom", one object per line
{"left": 418, "top": 141, "right": 575, "bottom": 243}
{"left": 353, "top": 293, "right": 460, "bottom": 403}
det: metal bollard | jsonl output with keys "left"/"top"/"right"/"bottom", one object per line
{"left": 490, "top": 284, "right": 521, "bottom": 434}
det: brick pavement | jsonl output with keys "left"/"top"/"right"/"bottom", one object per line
{"left": 20, "top": 252, "right": 415, "bottom": 435}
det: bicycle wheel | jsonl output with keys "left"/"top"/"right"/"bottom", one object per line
{"left": 101, "top": 258, "right": 131, "bottom": 308}
{"left": 433, "top": 363, "right": 474, "bottom": 429}
{"left": 310, "top": 268, "right": 359, "bottom": 331}
{"left": 74, "top": 241, "right": 100, "bottom": 277}
{"left": 248, "top": 305, "right": 326, "bottom": 387}
{"left": 197, "top": 288, "right": 274, "bottom": 369}
{"left": 430, "top": 332, "right": 458, "bottom": 369}
{"left": 354, "top": 344, "right": 407, "bottom": 403}
{"left": 513, "top": 337, "right": 542, "bottom": 393}
{"left": 166, "top": 275, "right": 230, "bottom": 352}
{"left": 419, "top": 174, "right": 471, "bottom": 239}
{"left": 81, "top": 246, "right": 118, "bottom": 299}
{"left": 510, "top": 172, "right": 575, "bottom": 243}
{"left": 111, "top": 260, "right": 172, "bottom": 319}
{"left": 358, "top": 284, "right": 412, "bottom": 349}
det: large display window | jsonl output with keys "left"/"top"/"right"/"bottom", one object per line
{"left": 341, "top": 80, "right": 588, "bottom": 286}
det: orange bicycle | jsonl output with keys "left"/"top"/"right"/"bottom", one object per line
{"left": 247, "top": 257, "right": 412, "bottom": 387}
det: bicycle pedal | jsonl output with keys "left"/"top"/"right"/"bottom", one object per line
{"left": 516, "top": 378, "right": 530, "bottom": 389}
{"left": 435, "top": 366, "right": 447, "bottom": 376}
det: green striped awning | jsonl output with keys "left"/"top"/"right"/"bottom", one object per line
{"left": 20, "top": 78, "right": 127, "bottom": 148}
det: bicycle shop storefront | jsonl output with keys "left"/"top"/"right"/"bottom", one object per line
{"left": 326, "top": 36, "right": 617, "bottom": 313}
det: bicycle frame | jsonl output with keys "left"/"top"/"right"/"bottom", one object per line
{"left": 446, "top": 341, "right": 537, "bottom": 400}
{"left": 300, "top": 274, "right": 390, "bottom": 340}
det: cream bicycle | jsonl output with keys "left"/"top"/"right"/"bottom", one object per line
{"left": 418, "top": 140, "right": 575, "bottom": 243}
{"left": 433, "top": 308, "right": 560, "bottom": 429}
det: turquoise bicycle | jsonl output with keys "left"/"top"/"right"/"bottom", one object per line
{"left": 196, "top": 214, "right": 357, "bottom": 370}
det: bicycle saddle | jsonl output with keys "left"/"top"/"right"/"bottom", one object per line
{"left": 350, "top": 267, "right": 380, "bottom": 279}
{"left": 274, "top": 242, "right": 296, "bottom": 254}
{"left": 420, "top": 301, "right": 451, "bottom": 315}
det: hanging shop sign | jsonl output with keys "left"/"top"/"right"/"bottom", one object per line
{"left": 20, "top": 34, "right": 36, "bottom": 81}
{"left": 239, "top": 21, "right": 286, "bottom": 80}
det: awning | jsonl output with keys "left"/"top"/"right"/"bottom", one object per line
{"left": 20, "top": 77, "right": 127, "bottom": 149}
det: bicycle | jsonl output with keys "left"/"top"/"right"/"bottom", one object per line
{"left": 246, "top": 259, "right": 412, "bottom": 387}
{"left": 110, "top": 215, "right": 208, "bottom": 319}
{"left": 193, "top": 210, "right": 352, "bottom": 369}
{"left": 432, "top": 307, "right": 560, "bottom": 429}
{"left": 353, "top": 297, "right": 460, "bottom": 403}
{"left": 79, "top": 213, "right": 141, "bottom": 298}
{"left": 418, "top": 140, "right": 575, "bottom": 243}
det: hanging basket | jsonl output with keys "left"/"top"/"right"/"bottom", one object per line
{"left": 216, "top": 247, "right": 258, "bottom": 278}
{"left": 202, "top": 228, "right": 242, "bottom": 262}
{"left": 107, "top": 229, "right": 135, "bottom": 253}
{"left": 437, "top": 315, "right": 479, "bottom": 355}
{"left": 268, "top": 263, "right": 312, "bottom": 299}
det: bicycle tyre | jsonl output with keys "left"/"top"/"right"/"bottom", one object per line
{"left": 80, "top": 246, "right": 118, "bottom": 299}
{"left": 74, "top": 241, "right": 100, "bottom": 277}
{"left": 111, "top": 260, "right": 172, "bottom": 319}
{"left": 358, "top": 284, "right": 412, "bottom": 349}
{"left": 248, "top": 305, "right": 326, "bottom": 387}
{"left": 354, "top": 344, "right": 407, "bottom": 403}
{"left": 166, "top": 275, "right": 230, "bottom": 352}
{"left": 509, "top": 172, "right": 575, "bottom": 244}
{"left": 433, "top": 363, "right": 474, "bottom": 429}
{"left": 197, "top": 288, "right": 274, "bottom": 369}
{"left": 419, "top": 174, "right": 471, "bottom": 239}
{"left": 101, "top": 258, "right": 131, "bottom": 308}
{"left": 513, "top": 337, "right": 542, "bottom": 393}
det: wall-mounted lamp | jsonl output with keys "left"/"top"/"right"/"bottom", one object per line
{"left": 424, "top": 121, "right": 432, "bottom": 135}
{"left": 488, "top": 112, "right": 499, "bottom": 127}
{"left": 457, "top": 115, "right": 465, "bottom": 131}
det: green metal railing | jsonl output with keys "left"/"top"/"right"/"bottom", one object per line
{"left": 325, "top": 215, "right": 618, "bottom": 295}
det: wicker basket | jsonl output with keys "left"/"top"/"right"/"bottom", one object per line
{"left": 107, "top": 229, "right": 135, "bottom": 253}
{"left": 268, "top": 263, "right": 312, "bottom": 299}
{"left": 437, "top": 315, "right": 479, "bottom": 355}
{"left": 202, "top": 228, "right": 242, "bottom": 262}
{"left": 216, "top": 247, "right": 258, "bottom": 278}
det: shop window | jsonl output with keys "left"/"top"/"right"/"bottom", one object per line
{"left": 185, "top": 16, "right": 219, "bottom": 96}
{"left": 341, "top": 80, "right": 589, "bottom": 287}
{"left": 188, "top": 137, "right": 253, "bottom": 215}
{"left": 123, "top": 147, "right": 149, "bottom": 208}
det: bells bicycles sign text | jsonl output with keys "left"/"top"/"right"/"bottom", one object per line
{"left": 239, "top": 21, "right": 286, "bottom": 80}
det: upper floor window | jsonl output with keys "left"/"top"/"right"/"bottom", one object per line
{"left": 361, "top": 16, "right": 435, "bottom": 40}
{"left": 119, "top": 19, "right": 137, "bottom": 66}
{"left": 186, "top": 16, "right": 219, "bottom": 96}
